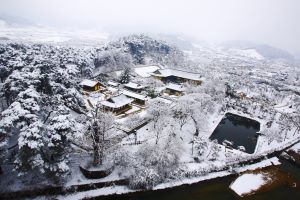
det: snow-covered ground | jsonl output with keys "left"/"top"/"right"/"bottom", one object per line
{"left": 1, "top": 32, "right": 299, "bottom": 199}
{"left": 228, "top": 48, "right": 265, "bottom": 60}
{"left": 57, "top": 186, "right": 132, "bottom": 200}
{"left": 0, "top": 20, "right": 108, "bottom": 45}
{"left": 55, "top": 157, "right": 280, "bottom": 200}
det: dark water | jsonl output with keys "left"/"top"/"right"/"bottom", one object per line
{"left": 92, "top": 159, "right": 300, "bottom": 200}
{"left": 209, "top": 113, "right": 260, "bottom": 154}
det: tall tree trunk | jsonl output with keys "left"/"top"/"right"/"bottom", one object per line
{"left": 92, "top": 124, "right": 100, "bottom": 166}
{"left": 99, "top": 143, "right": 104, "bottom": 165}
{"left": 155, "top": 131, "right": 159, "bottom": 144}
{"left": 293, "top": 127, "right": 299, "bottom": 136}
{"left": 93, "top": 143, "right": 100, "bottom": 166}
{"left": 134, "top": 132, "right": 137, "bottom": 145}
{"left": 191, "top": 116, "right": 199, "bottom": 136}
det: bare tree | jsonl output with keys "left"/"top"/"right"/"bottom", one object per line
{"left": 90, "top": 111, "right": 115, "bottom": 166}
{"left": 173, "top": 99, "right": 191, "bottom": 130}
{"left": 148, "top": 100, "right": 170, "bottom": 144}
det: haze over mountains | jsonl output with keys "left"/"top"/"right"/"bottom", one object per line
{"left": 0, "top": 16, "right": 297, "bottom": 63}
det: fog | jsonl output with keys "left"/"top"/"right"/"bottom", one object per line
{"left": 0, "top": 0, "right": 299, "bottom": 56}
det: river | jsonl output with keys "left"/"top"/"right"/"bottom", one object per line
{"left": 87, "top": 159, "right": 300, "bottom": 200}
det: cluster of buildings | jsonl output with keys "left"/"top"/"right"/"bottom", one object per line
{"left": 80, "top": 66, "right": 203, "bottom": 116}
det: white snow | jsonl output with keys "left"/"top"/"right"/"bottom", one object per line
{"left": 289, "top": 143, "right": 300, "bottom": 152}
{"left": 122, "top": 90, "right": 147, "bottom": 101}
{"left": 134, "top": 65, "right": 160, "bottom": 77}
{"left": 106, "top": 86, "right": 119, "bottom": 93}
{"left": 166, "top": 83, "right": 185, "bottom": 92}
{"left": 0, "top": 22, "right": 108, "bottom": 44}
{"left": 107, "top": 80, "right": 119, "bottom": 87}
{"left": 229, "top": 48, "right": 265, "bottom": 60}
{"left": 274, "top": 100, "right": 296, "bottom": 114}
{"left": 150, "top": 68, "right": 202, "bottom": 81}
{"left": 80, "top": 79, "right": 99, "bottom": 87}
{"left": 57, "top": 186, "right": 133, "bottom": 200}
{"left": 230, "top": 173, "right": 269, "bottom": 196}
{"left": 100, "top": 94, "right": 133, "bottom": 108}
{"left": 123, "top": 82, "right": 145, "bottom": 89}
{"left": 125, "top": 105, "right": 141, "bottom": 114}
{"left": 155, "top": 97, "right": 173, "bottom": 104}
{"left": 154, "top": 157, "right": 280, "bottom": 190}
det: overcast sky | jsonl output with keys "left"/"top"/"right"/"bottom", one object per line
{"left": 0, "top": 0, "right": 299, "bottom": 55}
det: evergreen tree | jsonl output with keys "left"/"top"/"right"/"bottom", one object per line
{"left": 119, "top": 67, "right": 131, "bottom": 84}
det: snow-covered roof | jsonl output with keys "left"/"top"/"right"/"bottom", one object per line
{"left": 156, "top": 97, "right": 173, "bottom": 104}
{"left": 150, "top": 69, "right": 202, "bottom": 81}
{"left": 134, "top": 65, "right": 160, "bottom": 77}
{"left": 107, "top": 86, "right": 118, "bottom": 93}
{"left": 80, "top": 79, "right": 99, "bottom": 87}
{"left": 107, "top": 80, "right": 119, "bottom": 87}
{"left": 124, "top": 82, "right": 145, "bottom": 89}
{"left": 166, "top": 83, "right": 185, "bottom": 92}
{"left": 100, "top": 94, "right": 133, "bottom": 108}
{"left": 122, "top": 90, "right": 147, "bottom": 101}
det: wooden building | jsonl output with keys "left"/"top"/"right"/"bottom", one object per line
{"left": 150, "top": 69, "right": 202, "bottom": 85}
{"left": 107, "top": 80, "right": 119, "bottom": 88}
{"left": 80, "top": 79, "right": 104, "bottom": 92}
{"left": 100, "top": 94, "right": 133, "bottom": 115}
{"left": 122, "top": 90, "right": 147, "bottom": 106}
{"left": 165, "top": 83, "right": 184, "bottom": 96}
{"left": 123, "top": 82, "right": 145, "bottom": 93}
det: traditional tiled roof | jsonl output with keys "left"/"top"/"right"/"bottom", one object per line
{"left": 80, "top": 79, "right": 99, "bottom": 87}
{"left": 122, "top": 90, "right": 147, "bottom": 101}
{"left": 100, "top": 94, "right": 133, "bottom": 108}
{"left": 134, "top": 65, "right": 160, "bottom": 77}
{"left": 124, "top": 82, "right": 145, "bottom": 89}
{"left": 107, "top": 80, "right": 119, "bottom": 87}
{"left": 166, "top": 83, "right": 185, "bottom": 92}
{"left": 150, "top": 69, "right": 202, "bottom": 81}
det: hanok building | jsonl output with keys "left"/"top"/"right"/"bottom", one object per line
{"left": 123, "top": 82, "right": 145, "bottom": 93}
{"left": 100, "top": 94, "right": 133, "bottom": 115}
{"left": 164, "top": 83, "right": 185, "bottom": 96}
{"left": 107, "top": 80, "right": 119, "bottom": 88}
{"left": 122, "top": 90, "right": 147, "bottom": 106}
{"left": 150, "top": 69, "right": 202, "bottom": 85}
{"left": 80, "top": 79, "right": 104, "bottom": 92}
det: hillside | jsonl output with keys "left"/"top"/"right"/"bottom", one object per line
{"left": 0, "top": 34, "right": 299, "bottom": 199}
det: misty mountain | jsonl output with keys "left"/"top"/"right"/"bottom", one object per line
{"left": 0, "top": 14, "right": 36, "bottom": 27}
{"left": 220, "top": 40, "right": 295, "bottom": 61}
{"left": 94, "top": 34, "right": 185, "bottom": 72}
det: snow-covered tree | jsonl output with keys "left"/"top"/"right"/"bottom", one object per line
{"left": 119, "top": 67, "right": 131, "bottom": 84}
{"left": 193, "top": 136, "right": 209, "bottom": 160}
{"left": 94, "top": 49, "right": 133, "bottom": 72}
{"left": 147, "top": 100, "right": 171, "bottom": 144}
{"left": 15, "top": 120, "right": 44, "bottom": 175}
{"left": 208, "top": 140, "right": 221, "bottom": 161}
{"left": 172, "top": 98, "right": 191, "bottom": 130}
{"left": 42, "top": 105, "right": 79, "bottom": 177}
{"left": 89, "top": 111, "right": 115, "bottom": 166}
{"left": 129, "top": 136, "right": 182, "bottom": 189}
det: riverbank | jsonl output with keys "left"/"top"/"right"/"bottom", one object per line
{"left": 60, "top": 158, "right": 300, "bottom": 200}
{"left": 53, "top": 157, "right": 280, "bottom": 200}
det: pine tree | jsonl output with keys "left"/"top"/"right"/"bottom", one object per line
{"left": 119, "top": 67, "right": 131, "bottom": 84}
